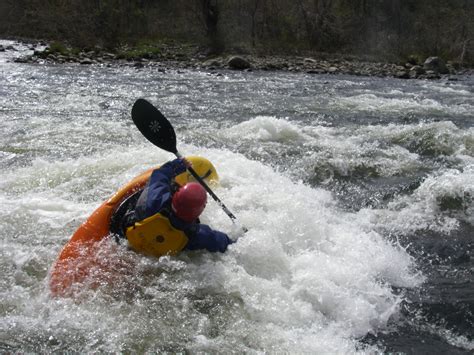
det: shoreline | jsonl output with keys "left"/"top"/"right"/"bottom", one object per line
{"left": 3, "top": 39, "right": 472, "bottom": 80}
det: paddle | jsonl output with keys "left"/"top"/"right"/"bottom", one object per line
{"left": 131, "top": 98, "right": 243, "bottom": 228}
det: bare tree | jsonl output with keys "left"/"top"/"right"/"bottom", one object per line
{"left": 296, "top": 0, "right": 338, "bottom": 49}
{"left": 200, "top": 0, "right": 222, "bottom": 51}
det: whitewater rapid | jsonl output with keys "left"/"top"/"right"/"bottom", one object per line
{"left": 1, "top": 39, "right": 473, "bottom": 353}
{"left": 0, "top": 144, "right": 423, "bottom": 353}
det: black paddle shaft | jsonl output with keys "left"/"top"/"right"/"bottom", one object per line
{"left": 175, "top": 152, "right": 238, "bottom": 222}
{"left": 131, "top": 98, "right": 240, "bottom": 224}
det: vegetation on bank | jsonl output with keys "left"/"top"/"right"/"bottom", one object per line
{"left": 30, "top": 40, "right": 192, "bottom": 63}
{"left": 12, "top": 38, "right": 464, "bottom": 81}
{"left": 1, "top": 0, "right": 473, "bottom": 66}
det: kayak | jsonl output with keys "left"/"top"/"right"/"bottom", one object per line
{"left": 49, "top": 156, "right": 218, "bottom": 297}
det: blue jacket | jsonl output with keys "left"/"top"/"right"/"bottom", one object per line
{"left": 134, "top": 159, "right": 233, "bottom": 253}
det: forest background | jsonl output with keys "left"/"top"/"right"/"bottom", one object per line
{"left": 0, "top": 0, "right": 473, "bottom": 66}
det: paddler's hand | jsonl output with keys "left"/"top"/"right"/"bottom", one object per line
{"left": 229, "top": 223, "right": 248, "bottom": 241}
{"left": 182, "top": 158, "right": 192, "bottom": 169}
{"left": 168, "top": 158, "right": 189, "bottom": 176}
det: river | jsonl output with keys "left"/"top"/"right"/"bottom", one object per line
{"left": 1, "top": 40, "right": 473, "bottom": 353}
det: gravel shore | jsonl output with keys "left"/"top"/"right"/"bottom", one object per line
{"left": 6, "top": 40, "right": 471, "bottom": 80}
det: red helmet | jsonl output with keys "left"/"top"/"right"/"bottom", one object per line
{"left": 172, "top": 182, "right": 207, "bottom": 222}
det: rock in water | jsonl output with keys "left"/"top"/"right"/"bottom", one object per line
{"left": 423, "top": 56, "right": 449, "bottom": 74}
{"left": 228, "top": 56, "right": 251, "bottom": 70}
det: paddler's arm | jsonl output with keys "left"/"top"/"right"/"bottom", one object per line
{"left": 135, "top": 159, "right": 188, "bottom": 219}
{"left": 184, "top": 224, "right": 234, "bottom": 253}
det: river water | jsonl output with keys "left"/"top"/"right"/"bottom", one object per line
{"left": 1, "top": 40, "right": 473, "bottom": 353}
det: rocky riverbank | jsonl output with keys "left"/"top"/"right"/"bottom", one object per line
{"left": 4, "top": 40, "right": 471, "bottom": 80}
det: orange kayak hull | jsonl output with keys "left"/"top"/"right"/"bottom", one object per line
{"left": 49, "top": 168, "right": 154, "bottom": 297}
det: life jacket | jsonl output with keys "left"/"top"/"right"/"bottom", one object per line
{"left": 109, "top": 187, "right": 188, "bottom": 257}
{"left": 125, "top": 211, "right": 189, "bottom": 257}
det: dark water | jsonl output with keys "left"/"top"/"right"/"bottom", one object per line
{"left": 1, "top": 40, "right": 473, "bottom": 353}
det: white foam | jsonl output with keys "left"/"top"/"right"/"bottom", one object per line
{"left": 223, "top": 115, "right": 306, "bottom": 142}
{"left": 420, "top": 82, "right": 472, "bottom": 95}
{"left": 176, "top": 149, "right": 422, "bottom": 351}
{"left": 330, "top": 93, "right": 473, "bottom": 116}
{"left": 360, "top": 163, "right": 474, "bottom": 235}
{"left": 0, "top": 145, "right": 424, "bottom": 352}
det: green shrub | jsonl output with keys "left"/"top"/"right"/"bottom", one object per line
{"left": 48, "top": 41, "right": 69, "bottom": 55}
{"left": 116, "top": 45, "right": 161, "bottom": 60}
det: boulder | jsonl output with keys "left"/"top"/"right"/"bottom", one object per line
{"left": 262, "top": 62, "right": 285, "bottom": 70}
{"left": 14, "top": 57, "right": 29, "bottom": 63}
{"left": 425, "top": 70, "right": 441, "bottom": 79}
{"left": 304, "top": 57, "right": 317, "bottom": 64}
{"left": 395, "top": 70, "right": 409, "bottom": 79}
{"left": 202, "top": 58, "right": 222, "bottom": 68}
{"left": 103, "top": 52, "right": 116, "bottom": 60}
{"left": 409, "top": 65, "right": 425, "bottom": 78}
{"left": 227, "top": 56, "right": 251, "bottom": 70}
{"left": 423, "top": 56, "right": 449, "bottom": 74}
{"left": 80, "top": 58, "right": 94, "bottom": 65}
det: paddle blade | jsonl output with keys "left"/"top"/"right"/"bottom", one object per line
{"left": 131, "top": 98, "right": 178, "bottom": 154}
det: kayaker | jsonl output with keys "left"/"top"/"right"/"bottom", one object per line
{"left": 119, "top": 158, "right": 233, "bottom": 256}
